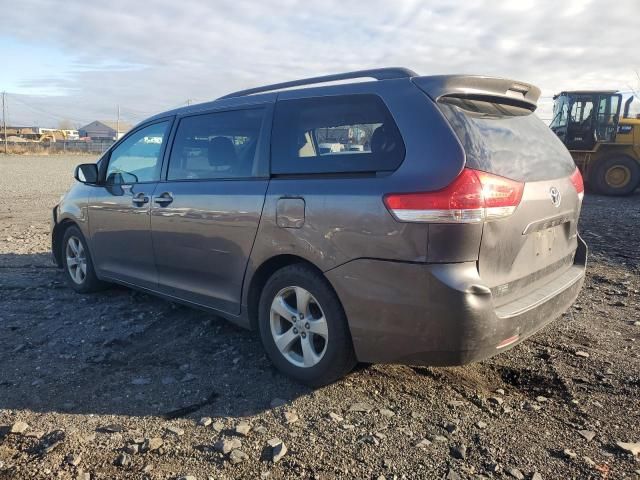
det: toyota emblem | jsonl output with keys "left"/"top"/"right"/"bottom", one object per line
{"left": 549, "top": 186, "right": 561, "bottom": 207}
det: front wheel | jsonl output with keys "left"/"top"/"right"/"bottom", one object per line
{"left": 258, "top": 264, "right": 356, "bottom": 387}
{"left": 591, "top": 155, "right": 640, "bottom": 196}
{"left": 61, "top": 226, "right": 106, "bottom": 293}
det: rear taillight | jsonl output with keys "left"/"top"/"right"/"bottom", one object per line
{"left": 570, "top": 168, "right": 584, "bottom": 200}
{"left": 383, "top": 168, "right": 524, "bottom": 223}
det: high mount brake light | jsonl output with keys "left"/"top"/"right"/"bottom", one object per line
{"left": 383, "top": 168, "right": 524, "bottom": 223}
{"left": 570, "top": 168, "right": 584, "bottom": 200}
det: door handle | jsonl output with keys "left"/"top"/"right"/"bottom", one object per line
{"left": 132, "top": 192, "right": 149, "bottom": 206}
{"left": 153, "top": 192, "right": 174, "bottom": 206}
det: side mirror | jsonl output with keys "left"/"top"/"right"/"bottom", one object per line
{"left": 74, "top": 163, "right": 99, "bottom": 184}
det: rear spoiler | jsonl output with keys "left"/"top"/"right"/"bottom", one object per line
{"left": 412, "top": 75, "right": 541, "bottom": 111}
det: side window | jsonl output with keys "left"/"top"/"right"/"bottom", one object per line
{"left": 167, "top": 108, "right": 265, "bottom": 180}
{"left": 106, "top": 121, "right": 170, "bottom": 184}
{"left": 271, "top": 94, "right": 405, "bottom": 174}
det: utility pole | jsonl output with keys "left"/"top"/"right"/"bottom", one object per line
{"left": 2, "top": 92, "right": 7, "bottom": 154}
{"left": 116, "top": 104, "right": 120, "bottom": 141}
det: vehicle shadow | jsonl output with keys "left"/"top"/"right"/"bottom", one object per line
{"left": 0, "top": 252, "right": 309, "bottom": 419}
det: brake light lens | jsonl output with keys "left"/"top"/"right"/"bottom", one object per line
{"left": 383, "top": 168, "right": 524, "bottom": 223}
{"left": 570, "top": 168, "right": 584, "bottom": 200}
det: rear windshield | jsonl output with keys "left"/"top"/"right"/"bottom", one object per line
{"left": 438, "top": 97, "right": 576, "bottom": 182}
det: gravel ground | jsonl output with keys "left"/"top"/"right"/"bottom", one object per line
{"left": 0, "top": 154, "right": 639, "bottom": 480}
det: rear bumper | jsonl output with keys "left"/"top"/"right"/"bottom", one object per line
{"left": 325, "top": 236, "right": 587, "bottom": 366}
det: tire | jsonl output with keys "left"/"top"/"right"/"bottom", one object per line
{"left": 258, "top": 264, "right": 357, "bottom": 387}
{"left": 591, "top": 155, "right": 640, "bottom": 196}
{"left": 61, "top": 225, "right": 106, "bottom": 293}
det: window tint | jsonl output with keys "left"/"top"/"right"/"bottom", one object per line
{"left": 106, "top": 121, "right": 170, "bottom": 184}
{"left": 271, "top": 94, "right": 405, "bottom": 174}
{"left": 167, "top": 108, "right": 265, "bottom": 180}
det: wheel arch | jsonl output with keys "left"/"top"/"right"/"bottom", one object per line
{"left": 52, "top": 218, "right": 79, "bottom": 268}
{"left": 245, "top": 254, "right": 336, "bottom": 331}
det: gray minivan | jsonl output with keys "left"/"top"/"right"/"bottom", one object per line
{"left": 51, "top": 68, "right": 587, "bottom": 386}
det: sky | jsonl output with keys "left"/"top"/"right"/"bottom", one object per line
{"left": 0, "top": 0, "right": 638, "bottom": 128}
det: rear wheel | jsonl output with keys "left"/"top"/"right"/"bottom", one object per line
{"left": 61, "top": 226, "right": 105, "bottom": 293}
{"left": 591, "top": 155, "right": 640, "bottom": 196}
{"left": 258, "top": 264, "right": 356, "bottom": 386}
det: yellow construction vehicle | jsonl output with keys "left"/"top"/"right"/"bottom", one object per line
{"left": 550, "top": 91, "right": 640, "bottom": 195}
{"left": 39, "top": 129, "right": 68, "bottom": 143}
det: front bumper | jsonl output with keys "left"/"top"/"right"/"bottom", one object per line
{"left": 325, "top": 236, "right": 587, "bottom": 366}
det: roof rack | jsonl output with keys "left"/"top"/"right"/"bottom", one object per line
{"left": 217, "top": 67, "right": 417, "bottom": 100}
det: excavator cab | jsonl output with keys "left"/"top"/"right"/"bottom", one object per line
{"left": 550, "top": 90, "right": 640, "bottom": 195}
{"left": 550, "top": 91, "right": 622, "bottom": 150}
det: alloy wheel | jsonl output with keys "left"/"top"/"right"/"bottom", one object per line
{"left": 66, "top": 236, "right": 87, "bottom": 285}
{"left": 270, "top": 286, "right": 329, "bottom": 368}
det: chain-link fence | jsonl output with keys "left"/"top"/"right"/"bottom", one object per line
{"left": 1, "top": 141, "right": 114, "bottom": 155}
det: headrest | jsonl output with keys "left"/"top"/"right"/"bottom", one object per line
{"left": 370, "top": 124, "right": 399, "bottom": 155}
{"left": 208, "top": 137, "right": 237, "bottom": 166}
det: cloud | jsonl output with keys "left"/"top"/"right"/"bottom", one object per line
{"left": 1, "top": 0, "right": 638, "bottom": 126}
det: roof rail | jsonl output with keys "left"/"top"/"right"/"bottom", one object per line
{"left": 217, "top": 67, "right": 417, "bottom": 100}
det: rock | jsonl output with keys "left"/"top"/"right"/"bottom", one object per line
{"left": 215, "top": 438, "right": 242, "bottom": 454}
{"left": 124, "top": 443, "right": 139, "bottom": 455}
{"left": 283, "top": 411, "right": 299, "bottom": 424}
{"left": 9, "top": 421, "right": 29, "bottom": 435}
{"left": 229, "top": 449, "right": 249, "bottom": 465}
{"left": 100, "top": 424, "right": 124, "bottom": 433}
{"left": 131, "top": 377, "right": 151, "bottom": 385}
{"left": 143, "top": 437, "right": 164, "bottom": 452}
{"left": 507, "top": 467, "right": 524, "bottom": 479}
{"left": 450, "top": 443, "right": 467, "bottom": 460}
{"left": 445, "top": 469, "right": 461, "bottom": 480}
{"left": 198, "top": 417, "right": 212, "bottom": 427}
{"left": 415, "top": 438, "right": 431, "bottom": 448}
{"left": 443, "top": 421, "right": 459, "bottom": 434}
{"left": 165, "top": 425, "right": 185, "bottom": 436}
{"left": 535, "top": 396, "right": 548, "bottom": 403}
{"left": 430, "top": 434, "right": 448, "bottom": 443}
{"left": 577, "top": 430, "right": 596, "bottom": 441}
{"left": 235, "top": 421, "right": 251, "bottom": 436}
{"left": 254, "top": 425, "right": 267, "bottom": 434}
{"left": 358, "top": 434, "right": 379, "bottom": 446}
{"left": 77, "top": 472, "right": 91, "bottom": 480}
{"left": 180, "top": 373, "right": 198, "bottom": 383}
{"left": 267, "top": 437, "right": 287, "bottom": 463}
{"left": 476, "top": 421, "right": 488, "bottom": 429}
{"left": 177, "top": 476, "right": 196, "bottom": 480}
{"left": 270, "top": 398, "right": 286, "bottom": 408}
{"left": 616, "top": 441, "right": 640, "bottom": 455}
{"left": 495, "top": 388, "right": 505, "bottom": 395}
{"left": 65, "top": 453, "right": 82, "bottom": 467}
{"left": 378, "top": 408, "right": 395, "bottom": 418}
{"left": 563, "top": 448, "right": 577, "bottom": 459}
{"left": 212, "top": 421, "right": 225, "bottom": 432}
{"left": 328, "top": 412, "right": 344, "bottom": 422}
{"left": 531, "top": 473, "right": 543, "bottom": 480}
{"left": 488, "top": 396, "right": 504, "bottom": 406}
{"left": 448, "top": 400, "right": 466, "bottom": 408}
{"left": 161, "top": 376, "right": 176, "bottom": 385}
{"left": 114, "top": 453, "right": 131, "bottom": 467}
{"left": 575, "top": 351, "right": 590, "bottom": 358}
{"left": 142, "top": 464, "right": 154, "bottom": 473}
{"left": 349, "top": 402, "right": 374, "bottom": 413}
{"left": 582, "top": 456, "right": 596, "bottom": 467}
